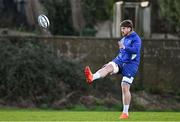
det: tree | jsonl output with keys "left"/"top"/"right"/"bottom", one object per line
{"left": 70, "top": 0, "right": 85, "bottom": 32}
{"left": 158, "top": 0, "right": 180, "bottom": 36}
{"left": 42, "top": 0, "right": 77, "bottom": 35}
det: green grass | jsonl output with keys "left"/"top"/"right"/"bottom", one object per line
{"left": 0, "top": 108, "right": 179, "bottom": 121}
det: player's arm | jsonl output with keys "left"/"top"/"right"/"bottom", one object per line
{"left": 124, "top": 40, "right": 141, "bottom": 53}
{"left": 118, "top": 40, "right": 141, "bottom": 53}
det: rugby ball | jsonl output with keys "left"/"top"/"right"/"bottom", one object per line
{"left": 38, "top": 14, "right": 50, "bottom": 28}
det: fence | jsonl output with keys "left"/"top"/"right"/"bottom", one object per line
{"left": 1, "top": 36, "right": 180, "bottom": 93}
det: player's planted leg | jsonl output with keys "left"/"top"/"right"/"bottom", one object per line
{"left": 119, "top": 82, "right": 131, "bottom": 119}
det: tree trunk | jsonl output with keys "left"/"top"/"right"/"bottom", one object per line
{"left": 24, "top": 0, "right": 44, "bottom": 26}
{"left": 70, "top": 0, "right": 85, "bottom": 32}
{"left": 24, "top": 0, "right": 51, "bottom": 35}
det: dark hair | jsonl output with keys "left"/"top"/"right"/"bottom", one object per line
{"left": 120, "top": 20, "right": 133, "bottom": 30}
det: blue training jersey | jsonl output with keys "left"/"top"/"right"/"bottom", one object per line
{"left": 115, "top": 31, "right": 141, "bottom": 65}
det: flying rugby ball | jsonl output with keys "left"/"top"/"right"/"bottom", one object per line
{"left": 38, "top": 14, "right": 50, "bottom": 29}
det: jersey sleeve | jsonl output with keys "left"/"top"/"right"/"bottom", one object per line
{"left": 124, "top": 38, "right": 141, "bottom": 54}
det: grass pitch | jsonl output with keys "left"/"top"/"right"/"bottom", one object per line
{"left": 0, "top": 109, "right": 179, "bottom": 121}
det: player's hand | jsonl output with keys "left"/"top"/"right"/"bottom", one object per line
{"left": 118, "top": 41, "right": 125, "bottom": 49}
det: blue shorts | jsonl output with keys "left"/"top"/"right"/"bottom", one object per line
{"left": 112, "top": 59, "right": 138, "bottom": 78}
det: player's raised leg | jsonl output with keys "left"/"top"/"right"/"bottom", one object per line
{"left": 84, "top": 62, "right": 119, "bottom": 84}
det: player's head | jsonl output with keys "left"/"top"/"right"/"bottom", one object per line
{"left": 120, "top": 19, "right": 133, "bottom": 36}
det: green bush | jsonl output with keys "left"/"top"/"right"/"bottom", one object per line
{"left": 158, "top": 0, "right": 180, "bottom": 35}
{"left": 80, "top": 27, "right": 97, "bottom": 36}
{"left": 81, "top": 0, "right": 114, "bottom": 24}
{"left": 0, "top": 37, "right": 86, "bottom": 106}
{"left": 41, "top": 0, "right": 115, "bottom": 36}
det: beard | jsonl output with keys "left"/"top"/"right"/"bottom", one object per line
{"left": 121, "top": 32, "right": 127, "bottom": 36}
{"left": 121, "top": 30, "right": 132, "bottom": 36}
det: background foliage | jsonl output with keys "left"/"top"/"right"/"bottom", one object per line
{"left": 81, "top": 0, "right": 114, "bottom": 26}
{"left": 41, "top": 0, "right": 77, "bottom": 35}
{"left": 158, "top": 0, "right": 180, "bottom": 35}
{"left": 0, "top": 37, "right": 86, "bottom": 107}
{"left": 0, "top": 0, "right": 179, "bottom": 36}
{"left": 41, "top": 0, "right": 115, "bottom": 36}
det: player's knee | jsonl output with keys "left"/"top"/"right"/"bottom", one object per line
{"left": 121, "top": 82, "right": 130, "bottom": 92}
{"left": 104, "top": 64, "right": 113, "bottom": 73}
{"left": 122, "top": 86, "right": 128, "bottom": 93}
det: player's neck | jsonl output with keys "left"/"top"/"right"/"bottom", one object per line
{"left": 122, "top": 31, "right": 134, "bottom": 37}
{"left": 127, "top": 31, "right": 134, "bottom": 36}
